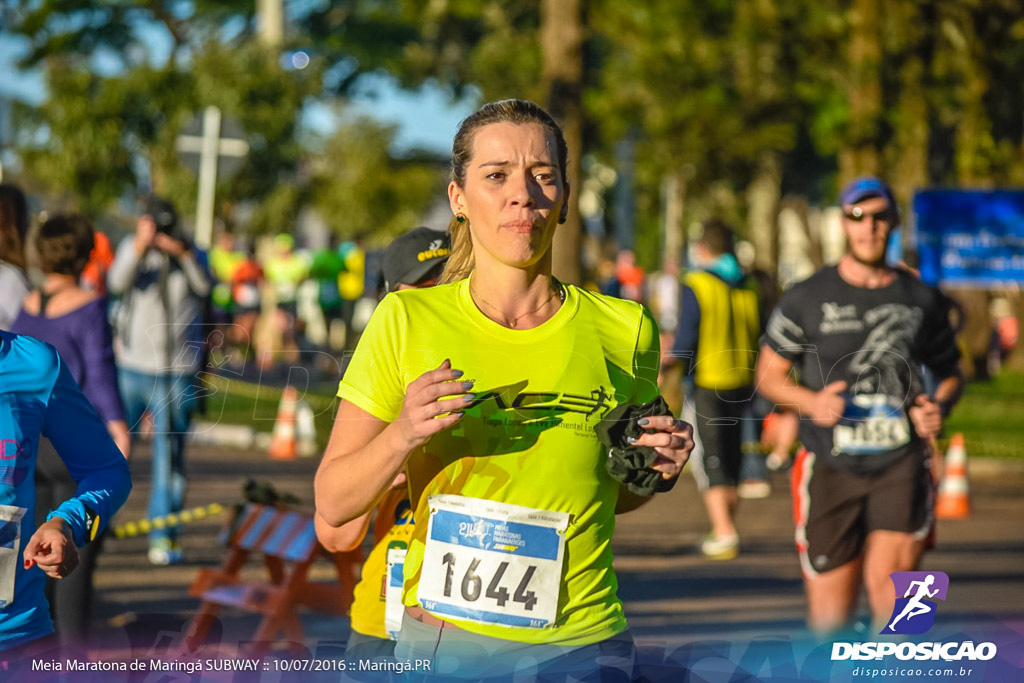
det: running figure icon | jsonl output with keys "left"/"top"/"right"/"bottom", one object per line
{"left": 888, "top": 574, "right": 939, "bottom": 631}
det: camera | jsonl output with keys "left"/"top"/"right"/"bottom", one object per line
{"left": 145, "top": 196, "right": 187, "bottom": 244}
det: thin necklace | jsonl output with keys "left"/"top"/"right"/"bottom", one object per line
{"left": 472, "top": 280, "right": 566, "bottom": 328}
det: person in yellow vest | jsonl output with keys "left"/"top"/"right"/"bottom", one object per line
{"left": 208, "top": 232, "right": 245, "bottom": 325}
{"left": 315, "top": 227, "right": 451, "bottom": 661}
{"left": 263, "top": 233, "right": 309, "bottom": 363}
{"left": 670, "top": 219, "right": 760, "bottom": 560}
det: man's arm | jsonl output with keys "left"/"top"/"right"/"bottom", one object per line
{"left": 665, "top": 285, "right": 700, "bottom": 373}
{"left": 755, "top": 346, "right": 847, "bottom": 427}
{"left": 106, "top": 238, "right": 142, "bottom": 295}
{"left": 933, "top": 371, "right": 963, "bottom": 417}
{"left": 177, "top": 249, "right": 212, "bottom": 298}
{"left": 908, "top": 370, "right": 962, "bottom": 442}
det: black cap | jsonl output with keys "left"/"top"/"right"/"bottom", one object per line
{"left": 383, "top": 227, "right": 451, "bottom": 292}
{"left": 144, "top": 195, "right": 179, "bottom": 234}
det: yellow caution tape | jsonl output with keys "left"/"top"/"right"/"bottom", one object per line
{"left": 113, "top": 503, "right": 226, "bottom": 539}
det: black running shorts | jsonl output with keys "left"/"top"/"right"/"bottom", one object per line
{"left": 791, "top": 446, "right": 933, "bottom": 576}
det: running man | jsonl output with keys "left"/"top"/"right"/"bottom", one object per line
{"left": 755, "top": 176, "right": 962, "bottom": 636}
{"left": 888, "top": 574, "right": 939, "bottom": 632}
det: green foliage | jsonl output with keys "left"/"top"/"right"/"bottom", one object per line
{"left": 188, "top": 41, "right": 322, "bottom": 226}
{"left": 9, "top": 2, "right": 321, "bottom": 225}
{"left": 310, "top": 117, "right": 443, "bottom": 239}
{"left": 382, "top": 0, "right": 543, "bottom": 102}
{"left": 946, "top": 371, "right": 1024, "bottom": 460}
{"left": 12, "top": 0, "right": 1024, "bottom": 258}
{"left": 15, "top": 63, "right": 191, "bottom": 214}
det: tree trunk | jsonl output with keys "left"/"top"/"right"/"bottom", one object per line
{"left": 541, "top": 0, "right": 584, "bottom": 285}
{"left": 890, "top": 52, "right": 929, "bottom": 250}
{"left": 662, "top": 172, "right": 684, "bottom": 271}
{"left": 945, "top": 10, "right": 994, "bottom": 188}
{"left": 840, "top": 0, "right": 883, "bottom": 183}
{"left": 782, "top": 195, "right": 823, "bottom": 270}
{"left": 746, "top": 152, "right": 782, "bottom": 276}
{"left": 733, "top": 0, "right": 782, "bottom": 276}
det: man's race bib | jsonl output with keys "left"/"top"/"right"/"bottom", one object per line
{"left": 833, "top": 393, "right": 911, "bottom": 455}
{"left": 385, "top": 547, "right": 407, "bottom": 640}
{"left": 0, "top": 505, "right": 27, "bottom": 610}
{"left": 418, "top": 495, "right": 569, "bottom": 629}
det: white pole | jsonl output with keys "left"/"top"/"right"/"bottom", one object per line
{"left": 258, "top": 0, "right": 284, "bottom": 47}
{"left": 195, "top": 105, "right": 221, "bottom": 250}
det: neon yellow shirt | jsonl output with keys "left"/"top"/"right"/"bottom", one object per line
{"left": 349, "top": 489, "right": 415, "bottom": 640}
{"left": 264, "top": 252, "right": 309, "bottom": 303}
{"left": 338, "top": 277, "right": 660, "bottom": 646}
{"left": 209, "top": 246, "right": 244, "bottom": 283}
{"left": 684, "top": 270, "right": 760, "bottom": 390}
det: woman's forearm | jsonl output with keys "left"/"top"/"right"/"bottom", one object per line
{"left": 314, "top": 411, "right": 412, "bottom": 526}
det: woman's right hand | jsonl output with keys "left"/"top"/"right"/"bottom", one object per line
{"left": 394, "top": 359, "right": 472, "bottom": 450}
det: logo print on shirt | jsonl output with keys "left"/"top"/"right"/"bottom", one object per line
{"left": 819, "top": 302, "right": 863, "bottom": 334}
{"left": 464, "top": 387, "right": 614, "bottom": 418}
{"left": 882, "top": 571, "right": 949, "bottom": 635}
{"left": 0, "top": 439, "right": 30, "bottom": 487}
{"left": 847, "top": 303, "right": 922, "bottom": 395}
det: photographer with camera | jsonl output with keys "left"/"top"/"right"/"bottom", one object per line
{"left": 108, "top": 196, "right": 211, "bottom": 565}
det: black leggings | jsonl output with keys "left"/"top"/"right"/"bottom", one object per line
{"left": 694, "top": 385, "right": 753, "bottom": 488}
{"left": 33, "top": 439, "right": 104, "bottom": 648}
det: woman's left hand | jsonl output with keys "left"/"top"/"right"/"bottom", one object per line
{"left": 630, "top": 415, "right": 695, "bottom": 481}
{"left": 23, "top": 517, "right": 79, "bottom": 579}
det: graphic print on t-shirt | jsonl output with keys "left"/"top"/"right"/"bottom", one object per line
{"left": 843, "top": 303, "right": 923, "bottom": 398}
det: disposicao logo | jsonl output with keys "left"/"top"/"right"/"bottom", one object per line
{"left": 882, "top": 570, "right": 949, "bottom": 635}
{"left": 832, "top": 570, "right": 998, "bottom": 663}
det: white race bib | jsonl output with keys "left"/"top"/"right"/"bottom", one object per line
{"left": 418, "top": 495, "right": 569, "bottom": 629}
{"left": 0, "top": 505, "right": 27, "bottom": 610}
{"left": 385, "top": 547, "right": 407, "bottom": 640}
{"left": 833, "top": 394, "right": 911, "bottom": 455}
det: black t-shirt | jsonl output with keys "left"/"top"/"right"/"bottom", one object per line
{"left": 762, "top": 266, "right": 960, "bottom": 473}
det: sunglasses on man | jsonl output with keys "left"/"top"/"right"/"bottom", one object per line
{"left": 843, "top": 206, "right": 893, "bottom": 223}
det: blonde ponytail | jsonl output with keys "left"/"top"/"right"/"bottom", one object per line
{"left": 440, "top": 215, "right": 475, "bottom": 284}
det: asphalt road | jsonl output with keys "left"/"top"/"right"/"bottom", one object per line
{"left": 16, "top": 440, "right": 1024, "bottom": 681}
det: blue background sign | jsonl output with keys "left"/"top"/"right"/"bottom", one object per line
{"left": 913, "top": 190, "right": 1024, "bottom": 287}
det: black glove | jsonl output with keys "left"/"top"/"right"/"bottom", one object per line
{"left": 594, "top": 395, "right": 677, "bottom": 497}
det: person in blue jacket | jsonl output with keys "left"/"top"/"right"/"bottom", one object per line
{"left": 0, "top": 331, "right": 132, "bottom": 657}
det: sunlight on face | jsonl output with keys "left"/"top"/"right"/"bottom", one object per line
{"left": 448, "top": 122, "right": 567, "bottom": 272}
{"left": 842, "top": 196, "right": 893, "bottom": 267}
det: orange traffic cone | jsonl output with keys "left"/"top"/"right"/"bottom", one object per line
{"left": 935, "top": 433, "right": 970, "bottom": 519}
{"left": 268, "top": 386, "right": 299, "bottom": 460}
